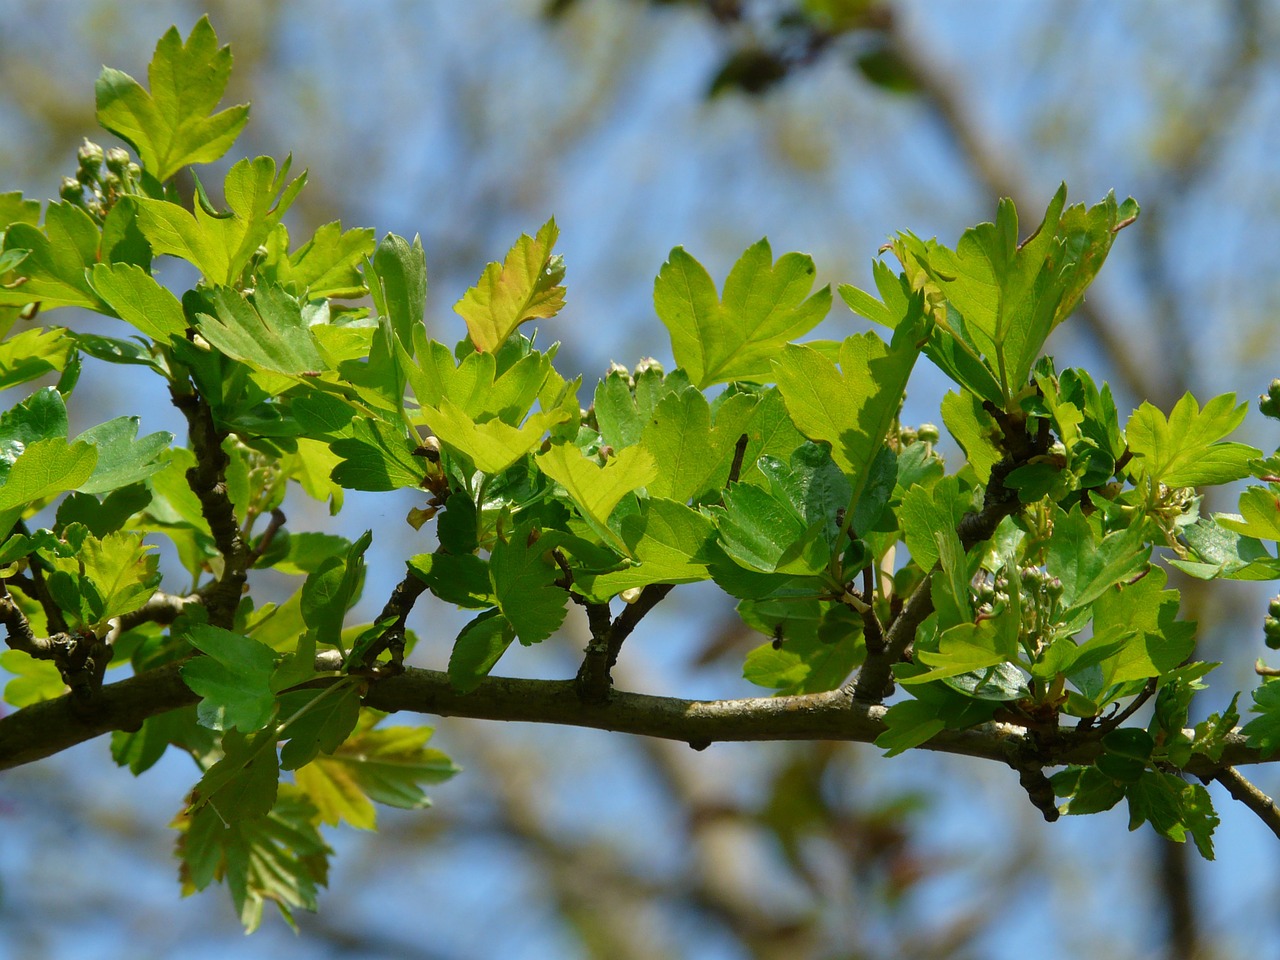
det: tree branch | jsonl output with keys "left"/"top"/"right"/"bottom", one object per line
{"left": 1213, "top": 766, "right": 1280, "bottom": 841}
{"left": 2, "top": 659, "right": 1272, "bottom": 778}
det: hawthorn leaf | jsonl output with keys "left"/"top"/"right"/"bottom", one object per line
{"left": 1242, "top": 681, "right": 1280, "bottom": 757}
{"left": 1091, "top": 566, "right": 1196, "bottom": 685}
{"left": 773, "top": 325, "right": 923, "bottom": 498}
{"left": 1045, "top": 506, "right": 1150, "bottom": 612}
{"left": 176, "top": 785, "right": 329, "bottom": 933}
{"left": 448, "top": 608, "right": 517, "bottom": 692}
{"left": 594, "top": 369, "right": 644, "bottom": 449}
{"left": 134, "top": 155, "right": 306, "bottom": 285}
{"left": 898, "top": 475, "right": 973, "bottom": 571}
{"left": 905, "top": 620, "right": 1014, "bottom": 683}
{"left": 300, "top": 531, "right": 371, "bottom": 649}
{"left": 277, "top": 685, "right": 363, "bottom": 770}
{"left": 578, "top": 498, "right": 716, "bottom": 598}
{"left": 455, "top": 219, "right": 565, "bottom": 352}
{"left": 941, "top": 389, "right": 1002, "bottom": 483}
{"left": 0, "top": 650, "right": 66, "bottom": 706}
{"left": 0, "top": 328, "right": 76, "bottom": 392}
{"left": 536, "top": 443, "right": 658, "bottom": 533}
{"left": 408, "top": 552, "right": 495, "bottom": 609}
{"left": 1126, "top": 771, "right": 1218, "bottom": 859}
{"left": 196, "top": 283, "right": 326, "bottom": 375}
{"left": 329, "top": 420, "right": 426, "bottom": 491}
{"left": 368, "top": 233, "right": 427, "bottom": 354}
{"left": 89, "top": 262, "right": 188, "bottom": 340}
{"left": 0, "top": 202, "right": 106, "bottom": 311}
{"left": 0, "top": 437, "right": 98, "bottom": 510}
{"left": 1126, "top": 393, "right": 1257, "bottom": 487}
{"left": 641, "top": 387, "right": 745, "bottom": 503}
{"left": 75, "top": 530, "right": 161, "bottom": 624}
{"left": 654, "top": 240, "right": 830, "bottom": 388}
{"left": 75, "top": 416, "right": 173, "bottom": 494}
{"left": 714, "top": 481, "right": 828, "bottom": 576}
{"left": 265, "top": 221, "right": 376, "bottom": 300}
{"left": 0, "top": 386, "right": 70, "bottom": 483}
{"left": 294, "top": 723, "right": 458, "bottom": 830}
{"left": 181, "top": 624, "right": 279, "bottom": 732}
{"left": 875, "top": 700, "right": 947, "bottom": 757}
{"left": 425, "top": 397, "right": 567, "bottom": 475}
{"left": 94, "top": 17, "right": 248, "bottom": 181}
{"left": 490, "top": 521, "right": 568, "bottom": 644}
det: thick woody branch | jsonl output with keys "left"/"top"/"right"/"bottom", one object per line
{"left": 1, "top": 659, "right": 1271, "bottom": 777}
{"left": 169, "top": 383, "right": 249, "bottom": 629}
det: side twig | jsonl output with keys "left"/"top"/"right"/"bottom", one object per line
{"left": 1213, "top": 766, "right": 1280, "bottom": 841}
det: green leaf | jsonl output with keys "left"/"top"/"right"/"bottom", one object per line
{"left": 329, "top": 420, "right": 426, "bottom": 491}
{"left": 1218, "top": 487, "right": 1280, "bottom": 543}
{"left": 448, "top": 608, "right": 517, "bottom": 692}
{"left": 655, "top": 240, "right": 830, "bottom": 388}
{"left": 1045, "top": 506, "right": 1150, "bottom": 612}
{"left": 408, "top": 552, "right": 495, "bottom": 609}
{"left": 133, "top": 156, "right": 306, "bottom": 284}
{"left": 278, "top": 685, "right": 362, "bottom": 770}
{"left": 941, "top": 390, "right": 1002, "bottom": 483}
{"left": 294, "top": 722, "right": 458, "bottom": 830}
{"left": 368, "top": 233, "right": 427, "bottom": 353}
{"left": 1091, "top": 566, "right": 1195, "bottom": 685}
{"left": 536, "top": 443, "right": 658, "bottom": 534}
{"left": 0, "top": 437, "right": 98, "bottom": 510}
{"left": 264, "top": 221, "right": 376, "bottom": 300}
{"left": 640, "top": 387, "right": 751, "bottom": 503}
{"left": 714, "top": 481, "right": 828, "bottom": 576}
{"left": 190, "top": 728, "right": 281, "bottom": 822}
{"left": 578, "top": 498, "right": 716, "bottom": 598}
{"left": 741, "top": 602, "right": 863, "bottom": 695}
{"left": 490, "top": 521, "right": 568, "bottom": 644}
{"left": 455, "top": 219, "right": 565, "bottom": 352}
{"left": 1126, "top": 393, "right": 1257, "bottom": 487}
{"left": 1242, "top": 681, "right": 1280, "bottom": 757}
{"left": 898, "top": 475, "right": 973, "bottom": 571}
{"left": 875, "top": 699, "right": 946, "bottom": 757}
{"left": 195, "top": 283, "right": 327, "bottom": 376}
{"left": 0, "top": 328, "right": 76, "bottom": 392}
{"left": 176, "top": 785, "right": 329, "bottom": 933}
{"left": 425, "top": 398, "right": 567, "bottom": 475}
{"left": 905, "top": 620, "right": 1015, "bottom": 683}
{"left": 181, "top": 624, "right": 279, "bottom": 732}
{"left": 0, "top": 203, "right": 106, "bottom": 311}
{"left": 0, "top": 386, "right": 69, "bottom": 482}
{"left": 73, "top": 530, "right": 161, "bottom": 624}
{"left": 0, "top": 650, "right": 66, "bottom": 706}
{"left": 594, "top": 369, "right": 644, "bottom": 449}
{"left": 94, "top": 17, "right": 249, "bottom": 182}
{"left": 1126, "top": 771, "right": 1218, "bottom": 859}
{"left": 772, "top": 325, "right": 924, "bottom": 497}
{"left": 300, "top": 531, "right": 371, "bottom": 649}
{"left": 75, "top": 417, "right": 173, "bottom": 494}
{"left": 89, "top": 262, "right": 189, "bottom": 340}
{"left": 1171, "top": 517, "right": 1280, "bottom": 580}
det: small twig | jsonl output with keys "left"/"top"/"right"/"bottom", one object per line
{"left": 0, "top": 584, "right": 48, "bottom": 657}
{"left": 1085, "top": 678, "right": 1157, "bottom": 738}
{"left": 1213, "top": 766, "right": 1280, "bottom": 841}
{"left": 856, "top": 554, "right": 884, "bottom": 657}
{"left": 248, "top": 508, "right": 286, "bottom": 566}
{"left": 351, "top": 568, "right": 429, "bottom": 672}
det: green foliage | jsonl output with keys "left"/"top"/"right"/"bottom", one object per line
{"left": 4, "top": 16, "right": 1280, "bottom": 932}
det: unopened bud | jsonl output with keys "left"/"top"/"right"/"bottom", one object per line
{"left": 917, "top": 423, "right": 940, "bottom": 444}
{"left": 104, "top": 147, "right": 131, "bottom": 175}
{"left": 59, "top": 177, "right": 84, "bottom": 203}
{"left": 77, "top": 139, "right": 104, "bottom": 176}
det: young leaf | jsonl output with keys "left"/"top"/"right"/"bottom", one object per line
{"left": 455, "top": 219, "right": 565, "bottom": 353}
{"left": 1125, "top": 393, "right": 1258, "bottom": 487}
{"left": 195, "top": 283, "right": 327, "bottom": 376}
{"left": 277, "top": 685, "right": 363, "bottom": 770}
{"left": 641, "top": 387, "right": 749, "bottom": 503}
{"left": 578, "top": 498, "right": 716, "bottom": 598}
{"left": 536, "top": 443, "right": 658, "bottom": 533}
{"left": 134, "top": 156, "right": 306, "bottom": 284}
{"left": 408, "top": 553, "right": 495, "bottom": 609}
{"left": 175, "top": 785, "right": 329, "bottom": 933}
{"left": 181, "top": 624, "right": 279, "bottom": 732}
{"left": 89, "top": 262, "right": 189, "bottom": 340}
{"left": 448, "top": 608, "right": 518, "bottom": 692}
{"left": 424, "top": 398, "right": 568, "bottom": 475}
{"left": 368, "top": 233, "right": 427, "bottom": 353}
{"left": 264, "top": 221, "right": 376, "bottom": 300}
{"left": 0, "top": 328, "right": 76, "bottom": 392}
{"left": 773, "top": 324, "right": 924, "bottom": 499}
{"left": 75, "top": 530, "right": 161, "bottom": 624}
{"left": 294, "top": 723, "right": 458, "bottom": 830}
{"left": 0, "top": 203, "right": 107, "bottom": 312}
{"left": 0, "top": 650, "right": 66, "bottom": 706}
{"left": 0, "top": 438, "right": 98, "bottom": 510}
{"left": 490, "top": 521, "right": 568, "bottom": 644}
{"left": 75, "top": 417, "right": 173, "bottom": 494}
{"left": 1045, "top": 506, "right": 1150, "bottom": 612}
{"left": 654, "top": 239, "right": 830, "bottom": 388}
{"left": 94, "top": 17, "right": 249, "bottom": 182}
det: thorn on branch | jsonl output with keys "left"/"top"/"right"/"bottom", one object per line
{"left": 248, "top": 508, "right": 286, "bottom": 566}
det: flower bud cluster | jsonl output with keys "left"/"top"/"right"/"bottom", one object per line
{"left": 61, "top": 139, "right": 142, "bottom": 221}
{"left": 1265, "top": 596, "right": 1280, "bottom": 650}
{"left": 1259, "top": 379, "right": 1280, "bottom": 420}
